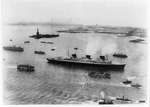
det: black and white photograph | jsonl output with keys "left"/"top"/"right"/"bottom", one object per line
{"left": 1, "top": 0, "right": 149, "bottom": 105}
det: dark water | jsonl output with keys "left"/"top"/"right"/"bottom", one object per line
{"left": 2, "top": 25, "right": 147, "bottom": 104}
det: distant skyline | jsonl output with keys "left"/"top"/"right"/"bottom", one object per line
{"left": 2, "top": 0, "right": 149, "bottom": 28}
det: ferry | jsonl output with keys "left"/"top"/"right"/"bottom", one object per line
{"left": 17, "top": 64, "right": 34, "bottom": 72}
{"left": 3, "top": 45, "right": 24, "bottom": 52}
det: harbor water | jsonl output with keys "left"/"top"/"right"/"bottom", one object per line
{"left": 2, "top": 25, "right": 147, "bottom": 104}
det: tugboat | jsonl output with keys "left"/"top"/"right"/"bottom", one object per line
{"left": 35, "top": 51, "right": 45, "bottom": 55}
{"left": 88, "top": 71, "right": 111, "bottom": 78}
{"left": 113, "top": 53, "right": 128, "bottom": 58}
{"left": 122, "top": 79, "right": 132, "bottom": 84}
{"left": 99, "top": 99, "right": 113, "bottom": 104}
{"left": 131, "top": 83, "right": 142, "bottom": 88}
{"left": 47, "top": 53, "right": 126, "bottom": 69}
{"left": 98, "top": 91, "right": 114, "bottom": 104}
{"left": 3, "top": 45, "right": 24, "bottom": 52}
{"left": 116, "top": 95, "right": 132, "bottom": 102}
{"left": 29, "top": 28, "right": 59, "bottom": 39}
{"left": 17, "top": 64, "right": 34, "bottom": 72}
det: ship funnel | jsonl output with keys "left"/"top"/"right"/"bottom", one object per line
{"left": 72, "top": 54, "right": 77, "bottom": 58}
{"left": 86, "top": 55, "right": 91, "bottom": 59}
{"left": 100, "top": 56, "right": 105, "bottom": 60}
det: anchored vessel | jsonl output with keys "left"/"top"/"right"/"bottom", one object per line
{"left": 17, "top": 64, "right": 34, "bottom": 71}
{"left": 3, "top": 45, "right": 24, "bottom": 52}
{"left": 113, "top": 53, "right": 128, "bottom": 58}
{"left": 88, "top": 71, "right": 111, "bottom": 78}
{"left": 131, "top": 83, "right": 142, "bottom": 88}
{"left": 116, "top": 95, "right": 132, "bottom": 102}
{"left": 47, "top": 54, "right": 126, "bottom": 69}
{"left": 35, "top": 51, "right": 45, "bottom": 55}
{"left": 29, "top": 28, "right": 59, "bottom": 39}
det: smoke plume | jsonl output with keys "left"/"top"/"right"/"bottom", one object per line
{"left": 86, "top": 36, "right": 118, "bottom": 55}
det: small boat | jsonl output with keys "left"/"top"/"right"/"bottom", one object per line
{"left": 17, "top": 64, "right": 34, "bottom": 72}
{"left": 122, "top": 79, "right": 132, "bottom": 84}
{"left": 41, "top": 41, "right": 53, "bottom": 44}
{"left": 116, "top": 95, "right": 132, "bottom": 102}
{"left": 51, "top": 47, "right": 56, "bottom": 51}
{"left": 46, "top": 42, "right": 53, "bottom": 44}
{"left": 131, "top": 83, "right": 142, "bottom": 88}
{"left": 74, "top": 45, "right": 78, "bottom": 50}
{"left": 35, "top": 51, "right": 45, "bottom": 55}
{"left": 41, "top": 41, "right": 46, "bottom": 43}
{"left": 24, "top": 41, "right": 30, "bottom": 43}
{"left": 10, "top": 39, "right": 12, "bottom": 41}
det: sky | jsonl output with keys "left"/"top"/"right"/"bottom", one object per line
{"left": 1, "top": 0, "right": 149, "bottom": 28}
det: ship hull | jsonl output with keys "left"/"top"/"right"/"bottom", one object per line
{"left": 47, "top": 58, "right": 125, "bottom": 69}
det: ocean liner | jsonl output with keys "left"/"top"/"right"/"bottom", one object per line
{"left": 47, "top": 54, "right": 126, "bottom": 69}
